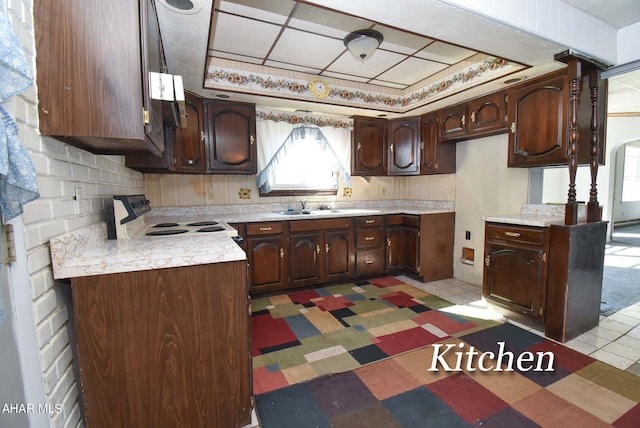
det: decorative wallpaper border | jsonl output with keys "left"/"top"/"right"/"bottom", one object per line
{"left": 256, "top": 109, "right": 353, "bottom": 129}
{"left": 205, "top": 57, "right": 524, "bottom": 113}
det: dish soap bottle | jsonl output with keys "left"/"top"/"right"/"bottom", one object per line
{"left": 287, "top": 198, "right": 294, "bottom": 212}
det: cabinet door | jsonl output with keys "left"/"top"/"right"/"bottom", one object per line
{"left": 507, "top": 74, "right": 567, "bottom": 167}
{"left": 352, "top": 117, "right": 387, "bottom": 175}
{"left": 246, "top": 235, "right": 287, "bottom": 292}
{"left": 141, "top": 0, "right": 165, "bottom": 153}
{"left": 440, "top": 105, "right": 467, "bottom": 141}
{"left": 483, "top": 243, "right": 547, "bottom": 320}
{"left": 205, "top": 101, "right": 257, "bottom": 174}
{"left": 420, "top": 113, "right": 455, "bottom": 174}
{"left": 467, "top": 92, "right": 508, "bottom": 136}
{"left": 403, "top": 227, "right": 420, "bottom": 275}
{"left": 388, "top": 117, "right": 420, "bottom": 175}
{"left": 289, "top": 233, "right": 322, "bottom": 287}
{"left": 174, "top": 91, "right": 206, "bottom": 173}
{"left": 386, "top": 225, "right": 404, "bottom": 273}
{"left": 325, "top": 230, "right": 355, "bottom": 281}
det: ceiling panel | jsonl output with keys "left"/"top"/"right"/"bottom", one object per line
{"left": 211, "top": 14, "right": 281, "bottom": 58}
{"left": 416, "top": 41, "right": 475, "bottom": 64}
{"left": 378, "top": 57, "right": 449, "bottom": 86}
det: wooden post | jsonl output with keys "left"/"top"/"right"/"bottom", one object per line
{"left": 565, "top": 59, "right": 581, "bottom": 226}
{"left": 587, "top": 69, "right": 602, "bottom": 222}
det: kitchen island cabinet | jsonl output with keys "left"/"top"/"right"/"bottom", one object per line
{"left": 483, "top": 222, "right": 549, "bottom": 323}
{"left": 71, "top": 261, "right": 251, "bottom": 428}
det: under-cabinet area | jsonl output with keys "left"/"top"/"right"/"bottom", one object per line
{"left": 233, "top": 211, "right": 454, "bottom": 295}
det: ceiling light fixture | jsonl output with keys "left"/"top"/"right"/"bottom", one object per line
{"left": 343, "top": 29, "right": 383, "bottom": 62}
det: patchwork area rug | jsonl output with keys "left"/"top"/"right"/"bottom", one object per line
{"left": 251, "top": 277, "right": 499, "bottom": 395}
{"left": 256, "top": 322, "right": 640, "bottom": 427}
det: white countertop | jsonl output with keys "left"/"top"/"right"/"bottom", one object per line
{"left": 50, "top": 201, "right": 455, "bottom": 279}
{"left": 481, "top": 203, "right": 587, "bottom": 227}
{"left": 50, "top": 223, "right": 246, "bottom": 279}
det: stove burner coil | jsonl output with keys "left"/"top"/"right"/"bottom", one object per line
{"left": 186, "top": 221, "right": 219, "bottom": 227}
{"left": 146, "top": 229, "right": 189, "bottom": 236}
{"left": 196, "top": 226, "right": 225, "bottom": 233}
{"left": 153, "top": 222, "right": 180, "bottom": 228}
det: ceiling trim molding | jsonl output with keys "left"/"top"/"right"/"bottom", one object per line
{"left": 205, "top": 56, "right": 526, "bottom": 113}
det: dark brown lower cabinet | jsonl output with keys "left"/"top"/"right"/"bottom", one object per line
{"left": 385, "top": 215, "right": 404, "bottom": 273}
{"left": 243, "top": 222, "right": 287, "bottom": 293}
{"left": 483, "top": 222, "right": 549, "bottom": 323}
{"left": 289, "top": 218, "right": 355, "bottom": 287}
{"left": 402, "top": 212, "right": 455, "bottom": 282}
{"left": 71, "top": 261, "right": 251, "bottom": 428}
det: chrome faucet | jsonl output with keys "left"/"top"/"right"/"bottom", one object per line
{"left": 300, "top": 200, "right": 307, "bottom": 210}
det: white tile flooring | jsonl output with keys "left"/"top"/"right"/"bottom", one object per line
{"left": 400, "top": 273, "right": 640, "bottom": 376}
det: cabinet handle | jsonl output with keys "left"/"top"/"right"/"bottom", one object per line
{"left": 485, "top": 255, "right": 490, "bottom": 267}
{"left": 365, "top": 220, "right": 375, "bottom": 224}
{"left": 461, "top": 114, "right": 466, "bottom": 125}
{"left": 250, "top": 135, "right": 255, "bottom": 145}
{"left": 365, "top": 236, "right": 375, "bottom": 241}
{"left": 470, "top": 112, "right": 476, "bottom": 123}
{"left": 542, "top": 252, "right": 547, "bottom": 262}
{"left": 357, "top": 142, "right": 362, "bottom": 151}
{"left": 387, "top": 238, "right": 391, "bottom": 247}
{"left": 510, "top": 122, "right": 516, "bottom": 133}
{"left": 504, "top": 231, "right": 521, "bottom": 238}
{"left": 390, "top": 143, "right": 394, "bottom": 152}
{"left": 325, "top": 243, "right": 329, "bottom": 253}
{"left": 280, "top": 248, "right": 284, "bottom": 258}
{"left": 316, "top": 245, "right": 320, "bottom": 254}
{"left": 259, "top": 227, "right": 272, "bottom": 232}
{"left": 365, "top": 259, "right": 374, "bottom": 264}
{"left": 200, "top": 131, "right": 205, "bottom": 142}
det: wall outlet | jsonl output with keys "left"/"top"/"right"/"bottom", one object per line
{"left": 465, "top": 230, "right": 471, "bottom": 240}
{"left": 343, "top": 188, "right": 352, "bottom": 197}
{"left": 239, "top": 188, "right": 251, "bottom": 199}
{"left": 207, "top": 188, "right": 215, "bottom": 200}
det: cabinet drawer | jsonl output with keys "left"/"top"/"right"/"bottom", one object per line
{"left": 289, "top": 218, "right": 352, "bottom": 232}
{"left": 356, "top": 248, "right": 385, "bottom": 275}
{"left": 246, "top": 222, "right": 284, "bottom": 236}
{"left": 485, "top": 223, "right": 547, "bottom": 245}
{"left": 403, "top": 215, "right": 419, "bottom": 227}
{"left": 356, "top": 228, "right": 384, "bottom": 249}
{"left": 356, "top": 216, "right": 385, "bottom": 228}
{"left": 386, "top": 214, "right": 403, "bottom": 225}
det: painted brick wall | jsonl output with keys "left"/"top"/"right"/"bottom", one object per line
{"left": 5, "top": 1, "right": 144, "bottom": 426}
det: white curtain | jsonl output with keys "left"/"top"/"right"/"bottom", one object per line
{"left": 256, "top": 111, "right": 352, "bottom": 193}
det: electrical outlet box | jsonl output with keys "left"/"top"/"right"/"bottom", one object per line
{"left": 207, "top": 189, "right": 215, "bottom": 200}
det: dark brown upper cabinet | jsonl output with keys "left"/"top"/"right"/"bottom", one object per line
{"left": 420, "top": 113, "right": 455, "bottom": 175}
{"left": 204, "top": 100, "right": 257, "bottom": 174}
{"left": 439, "top": 105, "right": 468, "bottom": 141}
{"left": 35, "top": 0, "right": 166, "bottom": 155}
{"left": 467, "top": 92, "right": 509, "bottom": 136}
{"left": 507, "top": 70, "right": 606, "bottom": 167}
{"left": 125, "top": 91, "right": 206, "bottom": 173}
{"left": 388, "top": 117, "right": 420, "bottom": 175}
{"left": 352, "top": 117, "right": 388, "bottom": 176}
{"left": 174, "top": 91, "right": 206, "bottom": 173}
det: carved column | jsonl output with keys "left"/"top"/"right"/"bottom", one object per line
{"left": 564, "top": 59, "right": 581, "bottom": 226}
{"left": 587, "top": 69, "right": 602, "bottom": 222}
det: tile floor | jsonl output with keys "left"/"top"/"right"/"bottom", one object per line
{"left": 400, "top": 272, "right": 640, "bottom": 377}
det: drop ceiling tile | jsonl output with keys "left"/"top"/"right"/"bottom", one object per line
{"left": 217, "top": 0, "right": 293, "bottom": 25}
{"left": 212, "top": 14, "right": 281, "bottom": 57}
{"left": 377, "top": 57, "right": 448, "bottom": 86}
{"left": 376, "top": 25, "right": 434, "bottom": 55}
{"left": 264, "top": 60, "right": 323, "bottom": 74}
{"left": 291, "top": 3, "right": 371, "bottom": 36}
{"left": 212, "top": 51, "right": 264, "bottom": 65}
{"left": 328, "top": 50, "right": 407, "bottom": 79}
{"left": 321, "top": 71, "right": 373, "bottom": 84}
{"left": 269, "top": 28, "right": 345, "bottom": 69}
{"left": 415, "top": 41, "right": 475, "bottom": 64}
{"left": 368, "top": 80, "right": 407, "bottom": 89}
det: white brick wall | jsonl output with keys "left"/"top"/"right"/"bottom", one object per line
{"left": 4, "top": 1, "right": 145, "bottom": 427}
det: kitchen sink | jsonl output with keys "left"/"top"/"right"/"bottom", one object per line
{"left": 277, "top": 210, "right": 312, "bottom": 215}
{"left": 276, "top": 208, "right": 381, "bottom": 216}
